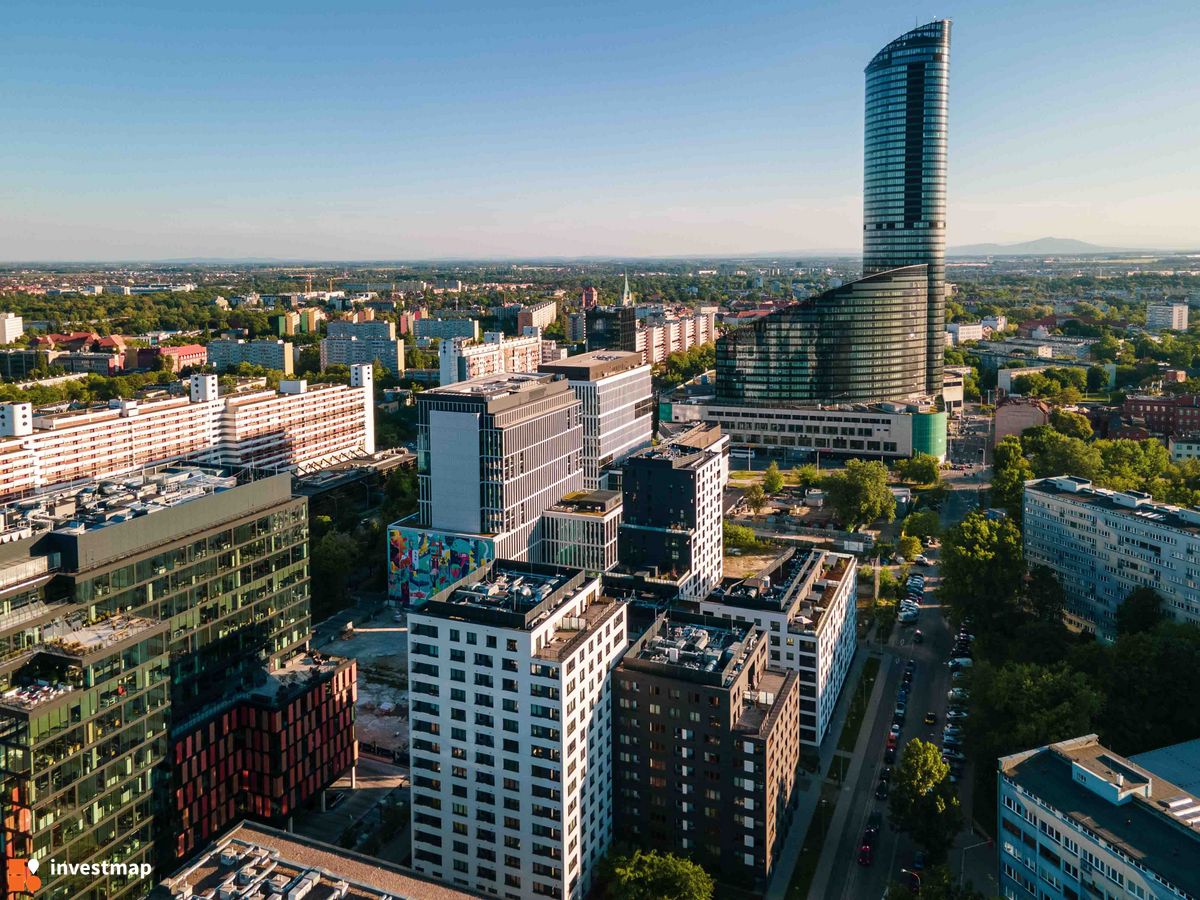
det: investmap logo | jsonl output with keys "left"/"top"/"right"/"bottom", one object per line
{"left": 5, "top": 858, "right": 41, "bottom": 895}
{"left": 5, "top": 856, "right": 153, "bottom": 895}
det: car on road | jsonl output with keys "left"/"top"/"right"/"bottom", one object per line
{"left": 890, "top": 723, "right": 902, "bottom": 738}
{"left": 894, "top": 700, "right": 907, "bottom": 718}
{"left": 915, "top": 555, "right": 932, "bottom": 566}
{"left": 923, "top": 711, "right": 937, "bottom": 725}
{"left": 875, "top": 779, "right": 889, "bottom": 800}
{"left": 884, "top": 745, "right": 897, "bottom": 764}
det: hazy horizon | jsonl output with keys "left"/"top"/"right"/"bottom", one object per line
{"left": 4, "top": 0, "right": 1198, "bottom": 261}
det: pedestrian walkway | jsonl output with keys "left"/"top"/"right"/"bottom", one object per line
{"left": 764, "top": 643, "right": 884, "bottom": 900}
{"left": 804, "top": 643, "right": 895, "bottom": 900}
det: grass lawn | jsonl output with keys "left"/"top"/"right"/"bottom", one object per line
{"left": 837, "top": 656, "right": 881, "bottom": 753}
{"left": 785, "top": 781, "right": 841, "bottom": 900}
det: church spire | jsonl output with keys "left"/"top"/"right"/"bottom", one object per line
{"left": 621, "top": 272, "right": 632, "bottom": 306}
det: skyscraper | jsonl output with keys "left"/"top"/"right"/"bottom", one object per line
{"left": 863, "top": 19, "right": 951, "bottom": 395}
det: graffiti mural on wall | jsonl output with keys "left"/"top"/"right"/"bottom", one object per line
{"left": 388, "top": 525, "right": 494, "bottom": 606}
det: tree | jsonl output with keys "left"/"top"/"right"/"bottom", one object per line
{"left": 1027, "top": 431, "right": 1102, "bottom": 481}
{"left": 1024, "top": 565, "right": 1066, "bottom": 624}
{"left": 744, "top": 483, "right": 766, "bottom": 514}
{"left": 1116, "top": 587, "right": 1163, "bottom": 636}
{"left": 885, "top": 865, "right": 989, "bottom": 900}
{"left": 897, "top": 535, "right": 923, "bottom": 562}
{"left": 1049, "top": 408, "right": 1093, "bottom": 440}
{"left": 600, "top": 849, "right": 714, "bottom": 900}
{"left": 1086, "top": 365, "right": 1109, "bottom": 392}
{"left": 938, "top": 512, "right": 1025, "bottom": 627}
{"left": 822, "top": 460, "right": 895, "bottom": 529}
{"left": 762, "top": 460, "right": 784, "bottom": 494}
{"left": 888, "top": 740, "right": 962, "bottom": 862}
{"left": 897, "top": 453, "right": 942, "bottom": 486}
{"left": 723, "top": 520, "right": 765, "bottom": 552}
{"left": 310, "top": 529, "right": 360, "bottom": 619}
{"left": 989, "top": 436, "right": 1033, "bottom": 518}
{"left": 791, "top": 463, "right": 821, "bottom": 489}
{"left": 903, "top": 509, "right": 942, "bottom": 540}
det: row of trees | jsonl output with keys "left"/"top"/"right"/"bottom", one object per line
{"left": 652, "top": 342, "right": 715, "bottom": 389}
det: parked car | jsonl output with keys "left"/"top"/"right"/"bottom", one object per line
{"left": 942, "top": 748, "right": 966, "bottom": 762}
{"left": 913, "top": 629, "right": 924, "bottom": 644}
{"left": 884, "top": 745, "right": 897, "bottom": 764}
{"left": 946, "top": 709, "right": 968, "bottom": 721}
{"left": 890, "top": 723, "right": 902, "bottom": 738}
{"left": 915, "top": 555, "right": 932, "bottom": 566}
{"left": 947, "top": 657, "right": 973, "bottom": 670}
{"left": 875, "top": 779, "right": 890, "bottom": 800}
{"left": 943, "top": 734, "right": 963, "bottom": 748}
{"left": 894, "top": 700, "right": 907, "bottom": 718}
{"left": 948, "top": 688, "right": 969, "bottom": 701}
{"left": 912, "top": 850, "right": 928, "bottom": 872}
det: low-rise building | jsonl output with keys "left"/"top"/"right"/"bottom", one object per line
{"left": 994, "top": 397, "right": 1052, "bottom": 443}
{"left": 697, "top": 548, "right": 856, "bottom": 747}
{"left": 998, "top": 735, "right": 1200, "bottom": 900}
{"left": 159, "top": 821, "right": 476, "bottom": 900}
{"left": 613, "top": 612, "right": 800, "bottom": 889}
{"left": 1168, "top": 433, "right": 1200, "bottom": 461}
{"left": 1023, "top": 475, "right": 1200, "bottom": 639}
{"left": 1123, "top": 393, "right": 1200, "bottom": 436}
{"left": 946, "top": 322, "right": 984, "bottom": 344}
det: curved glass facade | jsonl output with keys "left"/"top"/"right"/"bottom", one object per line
{"left": 863, "top": 19, "right": 950, "bottom": 395}
{"left": 715, "top": 266, "right": 927, "bottom": 406}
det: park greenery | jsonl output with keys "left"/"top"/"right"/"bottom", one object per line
{"left": 895, "top": 452, "right": 942, "bottom": 486}
{"left": 821, "top": 459, "right": 895, "bottom": 529}
{"left": 652, "top": 342, "right": 715, "bottom": 389}
{"left": 722, "top": 520, "right": 772, "bottom": 553}
{"left": 762, "top": 460, "right": 785, "bottom": 494}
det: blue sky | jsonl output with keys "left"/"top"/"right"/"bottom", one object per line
{"left": 3, "top": 0, "right": 1198, "bottom": 260}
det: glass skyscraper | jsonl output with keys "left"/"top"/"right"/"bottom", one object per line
{"left": 863, "top": 19, "right": 951, "bottom": 395}
{"left": 715, "top": 266, "right": 928, "bottom": 406}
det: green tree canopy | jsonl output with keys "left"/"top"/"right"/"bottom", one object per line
{"left": 1049, "top": 408, "right": 1093, "bottom": 440}
{"left": 744, "top": 483, "right": 766, "bottom": 514}
{"left": 897, "top": 452, "right": 942, "bottom": 486}
{"left": 1115, "top": 587, "right": 1163, "bottom": 636}
{"left": 902, "top": 509, "right": 942, "bottom": 540}
{"left": 822, "top": 460, "right": 895, "bottom": 529}
{"left": 762, "top": 460, "right": 784, "bottom": 494}
{"left": 888, "top": 739, "right": 962, "bottom": 862}
{"left": 990, "top": 436, "right": 1034, "bottom": 518}
{"left": 791, "top": 463, "right": 821, "bottom": 490}
{"left": 600, "top": 849, "right": 714, "bottom": 900}
{"left": 897, "top": 535, "right": 923, "bottom": 562}
{"left": 938, "top": 511, "right": 1025, "bottom": 627}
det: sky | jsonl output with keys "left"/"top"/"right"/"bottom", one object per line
{"left": 3, "top": 0, "right": 1198, "bottom": 261}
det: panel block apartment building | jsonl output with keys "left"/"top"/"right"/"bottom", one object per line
{"left": 1023, "top": 476, "right": 1200, "bottom": 641}
{"left": 0, "top": 366, "right": 374, "bottom": 502}
{"left": 0, "top": 468, "right": 357, "bottom": 900}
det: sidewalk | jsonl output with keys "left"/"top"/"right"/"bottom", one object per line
{"left": 803, "top": 642, "right": 895, "bottom": 900}
{"left": 764, "top": 644, "right": 884, "bottom": 900}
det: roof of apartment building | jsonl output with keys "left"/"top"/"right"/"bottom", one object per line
{"left": 706, "top": 547, "right": 853, "bottom": 635}
{"left": 538, "top": 349, "right": 645, "bottom": 381}
{"left": 155, "top": 820, "right": 480, "bottom": 900}
{"left": 1027, "top": 475, "right": 1200, "bottom": 534}
{"left": 421, "top": 372, "right": 573, "bottom": 412}
{"left": 628, "top": 423, "right": 724, "bottom": 469}
{"left": 546, "top": 489, "right": 622, "bottom": 516}
{"left": 625, "top": 612, "right": 758, "bottom": 685}
{"left": 1131, "top": 738, "right": 1200, "bottom": 797}
{"left": 999, "top": 735, "right": 1200, "bottom": 897}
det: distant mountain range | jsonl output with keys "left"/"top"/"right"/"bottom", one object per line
{"left": 947, "top": 237, "right": 1117, "bottom": 256}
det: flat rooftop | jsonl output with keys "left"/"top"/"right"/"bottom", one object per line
{"left": 1131, "top": 738, "right": 1200, "bottom": 796}
{"left": 1029, "top": 476, "right": 1200, "bottom": 534}
{"left": 547, "top": 489, "right": 621, "bottom": 515}
{"left": 633, "top": 617, "right": 752, "bottom": 672}
{"left": 707, "top": 548, "right": 853, "bottom": 636}
{"left": 158, "top": 820, "right": 479, "bottom": 900}
{"left": 0, "top": 466, "right": 238, "bottom": 537}
{"left": 421, "top": 560, "right": 593, "bottom": 631}
{"left": 539, "top": 349, "right": 644, "bottom": 381}
{"left": 1000, "top": 735, "right": 1200, "bottom": 897}
{"left": 425, "top": 372, "right": 552, "bottom": 398}
{"left": 629, "top": 423, "right": 723, "bottom": 467}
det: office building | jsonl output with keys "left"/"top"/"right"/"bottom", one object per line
{"left": 715, "top": 267, "right": 929, "bottom": 406}
{"left": 0, "top": 312, "right": 23, "bottom": 344}
{"left": 1147, "top": 302, "right": 1188, "bottom": 333}
{"left": 613, "top": 613, "right": 799, "bottom": 888}
{"left": 0, "top": 348, "right": 48, "bottom": 380}
{"left": 539, "top": 350, "right": 654, "bottom": 489}
{"left": 388, "top": 373, "right": 583, "bottom": 606}
{"left": 997, "top": 735, "right": 1200, "bottom": 900}
{"left": 518, "top": 300, "right": 558, "bottom": 332}
{"left": 618, "top": 424, "right": 728, "bottom": 601}
{"left": 863, "top": 20, "right": 951, "bottom": 395}
{"left": 1023, "top": 476, "right": 1200, "bottom": 640}
{"left": 207, "top": 338, "right": 295, "bottom": 375}
{"left": 321, "top": 320, "right": 404, "bottom": 374}
{"left": 0, "top": 367, "right": 374, "bottom": 501}
{"left": 567, "top": 312, "right": 587, "bottom": 343}
{"left": 697, "top": 549, "right": 857, "bottom": 747}
{"left": 406, "top": 560, "right": 627, "bottom": 899}
{"left": 946, "top": 322, "right": 984, "bottom": 345}
{"left": 540, "top": 490, "right": 622, "bottom": 573}
{"left": 159, "top": 821, "right": 476, "bottom": 900}
{"left": 0, "top": 468, "right": 357, "bottom": 897}
{"left": 416, "top": 317, "right": 481, "bottom": 341}
{"left": 439, "top": 330, "right": 543, "bottom": 385}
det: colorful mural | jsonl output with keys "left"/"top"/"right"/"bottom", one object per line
{"left": 388, "top": 525, "right": 494, "bottom": 606}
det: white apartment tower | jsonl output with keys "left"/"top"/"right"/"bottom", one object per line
{"left": 439, "top": 330, "right": 543, "bottom": 385}
{"left": 1147, "top": 302, "right": 1188, "bottom": 333}
{"left": 0, "top": 313, "right": 23, "bottom": 344}
{"left": 539, "top": 350, "right": 654, "bottom": 489}
{"left": 407, "top": 560, "right": 627, "bottom": 900}
{"left": 1024, "top": 475, "right": 1200, "bottom": 640}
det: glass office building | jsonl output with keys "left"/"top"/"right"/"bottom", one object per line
{"left": 715, "top": 266, "right": 928, "bottom": 406}
{"left": 863, "top": 20, "right": 951, "bottom": 395}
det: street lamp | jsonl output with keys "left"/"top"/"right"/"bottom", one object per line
{"left": 900, "top": 868, "right": 922, "bottom": 892}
